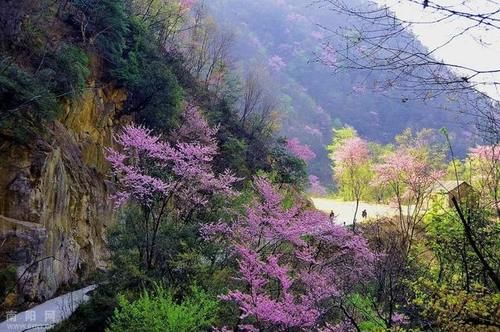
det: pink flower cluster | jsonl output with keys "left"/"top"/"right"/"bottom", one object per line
{"left": 106, "top": 105, "right": 238, "bottom": 209}
{"left": 268, "top": 55, "right": 287, "bottom": 72}
{"left": 391, "top": 312, "right": 410, "bottom": 326}
{"left": 171, "top": 103, "right": 219, "bottom": 145}
{"left": 179, "top": 0, "right": 196, "bottom": 11}
{"left": 286, "top": 137, "right": 316, "bottom": 161}
{"left": 469, "top": 144, "right": 500, "bottom": 162}
{"left": 321, "top": 44, "right": 337, "bottom": 66}
{"left": 332, "top": 137, "right": 370, "bottom": 172}
{"left": 304, "top": 125, "right": 322, "bottom": 137}
{"left": 309, "top": 175, "right": 327, "bottom": 196}
{"left": 373, "top": 150, "right": 444, "bottom": 200}
{"left": 204, "top": 177, "right": 376, "bottom": 330}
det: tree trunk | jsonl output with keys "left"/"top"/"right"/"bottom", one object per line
{"left": 353, "top": 198, "right": 360, "bottom": 232}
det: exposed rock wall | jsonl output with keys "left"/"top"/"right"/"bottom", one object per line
{"left": 0, "top": 82, "right": 126, "bottom": 303}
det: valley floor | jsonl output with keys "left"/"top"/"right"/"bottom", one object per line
{"left": 311, "top": 198, "right": 404, "bottom": 224}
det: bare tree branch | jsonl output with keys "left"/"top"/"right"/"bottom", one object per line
{"left": 313, "top": 0, "right": 500, "bottom": 143}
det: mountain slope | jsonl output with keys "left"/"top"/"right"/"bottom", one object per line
{"left": 209, "top": 0, "right": 472, "bottom": 183}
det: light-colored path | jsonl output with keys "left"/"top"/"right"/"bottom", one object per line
{"left": 311, "top": 198, "right": 400, "bottom": 224}
{"left": 0, "top": 285, "right": 96, "bottom": 332}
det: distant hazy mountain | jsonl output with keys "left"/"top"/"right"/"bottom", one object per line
{"left": 208, "top": 0, "right": 472, "bottom": 184}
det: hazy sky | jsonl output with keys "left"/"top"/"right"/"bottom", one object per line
{"left": 375, "top": 0, "right": 500, "bottom": 100}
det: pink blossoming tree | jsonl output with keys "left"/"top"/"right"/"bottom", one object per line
{"left": 332, "top": 137, "right": 372, "bottom": 228}
{"left": 286, "top": 137, "right": 316, "bottom": 162}
{"left": 468, "top": 144, "right": 499, "bottom": 218}
{"left": 373, "top": 150, "right": 444, "bottom": 255}
{"left": 203, "top": 177, "right": 375, "bottom": 330}
{"left": 106, "top": 105, "right": 238, "bottom": 269}
{"left": 369, "top": 140, "right": 445, "bottom": 328}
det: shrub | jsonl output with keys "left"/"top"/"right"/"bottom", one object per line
{"left": 69, "top": 1, "right": 183, "bottom": 131}
{"left": 70, "top": 0, "right": 128, "bottom": 66}
{"left": 0, "top": 265, "right": 17, "bottom": 304}
{"left": 0, "top": 58, "right": 59, "bottom": 141}
{"left": 220, "top": 136, "right": 249, "bottom": 176}
{"left": 48, "top": 44, "right": 90, "bottom": 97}
{"left": 106, "top": 285, "right": 219, "bottom": 332}
{"left": 110, "top": 17, "right": 183, "bottom": 131}
{"left": 0, "top": 44, "right": 90, "bottom": 141}
{"left": 269, "top": 141, "right": 308, "bottom": 187}
{"left": 346, "top": 293, "right": 388, "bottom": 331}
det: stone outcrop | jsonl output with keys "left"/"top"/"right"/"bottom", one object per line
{"left": 0, "top": 82, "right": 126, "bottom": 303}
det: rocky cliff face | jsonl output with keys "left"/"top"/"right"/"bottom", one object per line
{"left": 0, "top": 81, "right": 126, "bottom": 304}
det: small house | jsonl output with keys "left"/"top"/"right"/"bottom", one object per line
{"left": 431, "top": 181, "right": 478, "bottom": 209}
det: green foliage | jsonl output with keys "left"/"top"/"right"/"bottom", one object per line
{"left": 71, "top": 0, "right": 129, "bottom": 66}
{"left": 220, "top": 136, "right": 249, "bottom": 175}
{"left": 424, "top": 201, "right": 499, "bottom": 289}
{"left": 412, "top": 279, "right": 500, "bottom": 331}
{"left": 368, "top": 142, "right": 393, "bottom": 164}
{"left": 346, "top": 294, "right": 387, "bottom": 331}
{"left": 109, "top": 201, "right": 234, "bottom": 293}
{"left": 46, "top": 44, "right": 91, "bottom": 96}
{"left": 362, "top": 143, "right": 394, "bottom": 202}
{"left": 327, "top": 125, "right": 357, "bottom": 157}
{"left": 395, "top": 128, "right": 446, "bottom": 167}
{"left": 83, "top": 6, "right": 183, "bottom": 130}
{"left": 130, "top": 60, "right": 183, "bottom": 131}
{"left": 328, "top": 127, "right": 374, "bottom": 202}
{"left": 95, "top": 0, "right": 129, "bottom": 64}
{"left": 336, "top": 161, "right": 373, "bottom": 201}
{"left": 0, "top": 265, "right": 16, "bottom": 303}
{"left": 411, "top": 199, "right": 500, "bottom": 330}
{"left": 107, "top": 207, "right": 159, "bottom": 285}
{"left": 0, "top": 1, "right": 93, "bottom": 141}
{"left": 269, "top": 141, "right": 308, "bottom": 188}
{"left": 327, "top": 125, "right": 358, "bottom": 194}
{"left": 106, "top": 285, "right": 219, "bottom": 332}
{"left": 445, "top": 159, "right": 468, "bottom": 181}
{"left": 206, "top": 99, "right": 254, "bottom": 176}
{"left": 0, "top": 44, "right": 89, "bottom": 141}
{"left": 128, "top": 0, "right": 187, "bottom": 46}
{"left": 0, "top": 58, "right": 59, "bottom": 141}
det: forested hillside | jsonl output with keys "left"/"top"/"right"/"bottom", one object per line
{"left": 208, "top": 0, "right": 474, "bottom": 184}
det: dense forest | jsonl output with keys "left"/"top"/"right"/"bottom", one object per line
{"left": 0, "top": 0, "right": 498, "bottom": 331}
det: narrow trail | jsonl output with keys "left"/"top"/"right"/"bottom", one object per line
{"left": 0, "top": 285, "right": 96, "bottom": 332}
